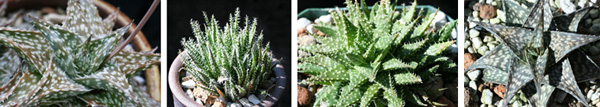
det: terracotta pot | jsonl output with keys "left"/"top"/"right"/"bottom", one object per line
{"left": 169, "top": 51, "right": 287, "bottom": 107}
{"left": 0, "top": 0, "right": 161, "bottom": 101}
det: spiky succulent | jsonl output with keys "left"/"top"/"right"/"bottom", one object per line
{"left": 0, "top": 0, "right": 160, "bottom": 106}
{"left": 298, "top": 0, "right": 457, "bottom": 106}
{"left": 181, "top": 9, "right": 274, "bottom": 102}
{"left": 466, "top": 0, "right": 600, "bottom": 106}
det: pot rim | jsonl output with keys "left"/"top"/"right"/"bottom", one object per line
{"left": 169, "top": 50, "right": 287, "bottom": 107}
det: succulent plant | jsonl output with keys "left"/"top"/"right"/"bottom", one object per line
{"left": 298, "top": 0, "right": 457, "bottom": 106}
{"left": 466, "top": 0, "right": 600, "bottom": 106}
{"left": 181, "top": 9, "right": 274, "bottom": 102}
{"left": 0, "top": 0, "right": 160, "bottom": 106}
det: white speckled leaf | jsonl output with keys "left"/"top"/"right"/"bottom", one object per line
{"left": 549, "top": 31, "right": 600, "bottom": 61}
{"left": 503, "top": 0, "right": 529, "bottom": 24}
{"left": 501, "top": 58, "right": 534, "bottom": 107}
{"left": 524, "top": 0, "right": 552, "bottom": 31}
{"left": 1, "top": 71, "right": 44, "bottom": 106}
{"left": 568, "top": 50, "right": 600, "bottom": 82}
{"left": 0, "top": 29, "right": 51, "bottom": 74}
{"left": 78, "top": 91, "right": 134, "bottom": 107}
{"left": 29, "top": 63, "right": 90, "bottom": 104}
{"left": 476, "top": 22, "right": 534, "bottom": 53}
{"left": 78, "top": 23, "right": 130, "bottom": 75}
{"left": 110, "top": 51, "right": 160, "bottom": 76}
{"left": 546, "top": 59, "right": 589, "bottom": 107}
{"left": 62, "top": 0, "right": 108, "bottom": 39}
{"left": 467, "top": 44, "right": 513, "bottom": 75}
{"left": 74, "top": 65, "right": 138, "bottom": 103}
{"left": 0, "top": 71, "right": 22, "bottom": 102}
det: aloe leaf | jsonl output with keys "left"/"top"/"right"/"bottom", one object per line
{"left": 393, "top": 72, "right": 422, "bottom": 85}
{"left": 549, "top": 31, "right": 600, "bottom": 61}
{"left": 29, "top": 64, "right": 91, "bottom": 104}
{"left": 522, "top": 82, "right": 555, "bottom": 107}
{"left": 401, "top": 0, "right": 417, "bottom": 23}
{"left": 502, "top": 0, "right": 529, "bottom": 24}
{"left": 0, "top": 29, "right": 51, "bottom": 74}
{"left": 78, "top": 91, "right": 134, "bottom": 107}
{"left": 337, "top": 84, "right": 362, "bottom": 107}
{"left": 467, "top": 44, "right": 514, "bottom": 73}
{"left": 359, "top": 84, "right": 380, "bottom": 107}
{"left": 301, "top": 54, "right": 346, "bottom": 71}
{"left": 423, "top": 40, "right": 454, "bottom": 56}
{"left": 1, "top": 71, "right": 44, "bottom": 106}
{"left": 0, "top": 71, "right": 22, "bottom": 102}
{"left": 298, "top": 63, "right": 326, "bottom": 75}
{"left": 410, "top": 10, "right": 436, "bottom": 40}
{"left": 62, "top": 0, "right": 108, "bottom": 38}
{"left": 405, "top": 90, "right": 427, "bottom": 106}
{"left": 437, "top": 20, "right": 457, "bottom": 42}
{"left": 475, "top": 22, "right": 535, "bottom": 53}
{"left": 546, "top": 59, "right": 589, "bottom": 107}
{"left": 304, "top": 69, "right": 350, "bottom": 84}
{"left": 535, "top": 49, "right": 549, "bottom": 82}
{"left": 501, "top": 58, "right": 534, "bottom": 107}
{"left": 74, "top": 65, "right": 138, "bottom": 105}
{"left": 79, "top": 23, "right": 131, "bottom": 75}
{"left": 523, "top": 0, "right": 552, "bottom": 31}
{"left": 382, "top": 87, "right": 404, "bottom": 107}
{"left": 568, "top": 8, "right": 591, "bottom": 32}
{"left": 382, "top": 58, "right": 416, "bottom": 71}
{"left": 110, "top": 51, "right": 160, "bottom": 76}
{"left": 102, "top": 10, "right": 119, "bottom": 32}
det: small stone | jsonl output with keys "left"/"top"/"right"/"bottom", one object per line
{"left": 593, "top": 18, "right": 600, "bottom": 24}
{"left": 212, "top": 101, "right": 226, "bottom": 107}
{"left": 316, "top": 30, "right": 326, "bottom": 37}
{"left": 485, "top": 0, "right": 493, "bottom": 4}
{"left": 590, "top": 9, "right": 599, "bottom": 19}
{"left": 229, "top": 103, "right": 242, "bottom": 107}
{"left": 493, "top": 85, "right": 505, "bottom": 98}
{"left": 478, "top": 46, "right": 489, "bottom": 55}
{"left": 133, "top": 76, "right": 145, "bottom": 84}
{"left": 469, "top": 29, "right": 480, "bottom": 38}
{"left": 471, "top": 37, "right": 483, "bottom": 50}
{"left": 481, "top": 89, "right": 494, "bottom": 104}
{"left": 181, "top": 80, "right": 196, "bottom": 89}
{"left": 196, "top": 99, "right": 203, "bottom": 105}
{"left": 489, "top": 18, "right": 501, "bottom": 24}
{"left": 473, "top": 11, "right": 480, "bottom": 18}
{"left": 469, "top": 81, "right": 478, "bottom": 90}
{"left": 298, "top": 35, "right": 316, "bottom": 45}
{"left": 186, "top": 89, "right": 194, "bottom": 99}
{"left": 315, "top": 15, "right": 332, "bottom": 24}
{"left": 560, "top": 0, "right": 577, "bottom": 13}
{"left": 306, "top": 24, "right": 318, "bottom": 34}
{"left": 298, "top": 86, "right": 312, "bottom": 106}
{"left": 468, "top": 47, "right": 476, "bottom": 54}
{"left": 297, "top": 28, "right": 307, "bottom": 37}
{"left": 483, "top": 36, "right": 495, "bottom": 42}
{"left": 469, "top": 22, "right": 477, "bottom": 28}
{"left": 297, "top": 18, "right": 312, "bottom": 30}
{"left": 449, "top": 44, "right": 458, "bottom": 54}
{"left": 487, "top": 43, "right": 496, "bottom": 50}
{"left": 591, "top": 24, "right": 600, "bottom": 34}
{"left": 239, "top": 98, "right": 253, "bottom": 107}
{"left": 473, "top": 3, "right": 482, "bottom": 11}
{"left": 479, "top": 4, "right": 497, "bottom": 19}
{"left": 465, "top": 40, "right": 472, "bottom": 49}
{"left": 512, "top": 101, "right": 522, "bottom": 107}
{"left": 496, "top": 10, "right": 506, "bottom": 22}
{"left": 467, "top": 70, "right": 481, "bottom": 80}
{"left": 248, "top": 94, "right": 261, "bottom": 105}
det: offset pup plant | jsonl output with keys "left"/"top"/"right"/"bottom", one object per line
{"left": 0, "top": 0, "right": 160, "bottom": 106}
{"left": 298, "top": 0, "right": 457, "bottom": 106}
{"left": 181, "top": 9, "right": 275, "bottom": 103}
{"left": 467, "top": 0, "right": 600, "bottom": 106}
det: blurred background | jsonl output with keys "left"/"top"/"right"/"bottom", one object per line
{"left": 166, "top": 0, "right": 291, "bottom": 106}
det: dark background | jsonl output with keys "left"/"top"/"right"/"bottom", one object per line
{"left": 166, "top": 0, "right": 291, "bottom": 107}
{"left": 105, "top": 0, "right": 161, "bottom": 52}
{"left": 299, "top": 0, "right": 458, "bottom": 19}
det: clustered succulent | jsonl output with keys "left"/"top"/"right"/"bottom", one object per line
{"left": 298, "top": 0, "right": 457, "bottom": 106}
{"left": 181, "top": 9, "right": 274, "bottom": 102}
{"left": 0, "top": 0, "right": 160, "bottom": 106}
{"left": 466, "top": 0, "right": 600, "bottom": 106}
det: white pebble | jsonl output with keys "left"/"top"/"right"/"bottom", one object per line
{"left": 297, "top": 18, "right": 312, "bottom": 31}
{"left": 181, "top": 80, "right": 196, "bottom": 89}
{"left": 229, "top": 103, "right": 242, "bottom": 107}
{"left": 315, "top": 15, "right": 332, "bottom": 24}
{"left": 133, "top": 76, "right": 145, "bottom": 84}
{"left": 240, "top": 98, "right": 253, "bottom": 107}
{"left": 306, "top": 24, "right": 318, "bottom": 34}
{"left": 248, "top": 94, "right": 261, "bottom": 105}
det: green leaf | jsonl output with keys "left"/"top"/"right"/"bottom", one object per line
{"left": 467, "top": 44, "right": 514, "bottom": 75}
{"left": 503, "top": 0, "right": 529, "bottom": 24}
{"left": 1, "top": 71, "right": 44, "bottom": 106}
{"left": 437, "top": 20, "right": 457, "bottom": 42}
{"left": 382, "top": 87, "right": 404, "bottom": 107}
{"left": 110, "top": 51, "right": 160, "bottom": 76}
{"left": 545, "top": 59, "right": 589, "bottom": 107}
{"left": 476, "top": 22, "right": 535, "bottom": 54}
{"left": 0, "top": 29, "right": 51, "bottom": 74}
{"left": 523, "top": 0, "right": 552, "bottom": 31}
{"left": 297, "top": 63, "right": 326, "bottom": 75}
{"left": 359, "top": 84, "right": 380, "bottom": 107}
{"left": 382, "top": 58, "right": 416, "bottom": 71}
{"left": 63, "top": 0, "right": 109, "bottom": 37}
{"left": 423, "top": 40, "right": 454, "bottom": 56}
{"left": 74, "top": 65, "right": 137, "bottom": 104}
{"left": 393, "top": 72, "right": 422, "bottom": 85}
